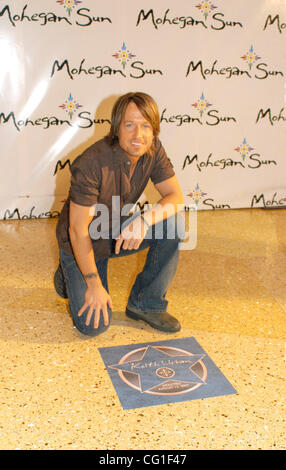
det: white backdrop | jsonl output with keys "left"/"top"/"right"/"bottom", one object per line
{"left": 0, "top": 0, "right": 285, "bottom": 220}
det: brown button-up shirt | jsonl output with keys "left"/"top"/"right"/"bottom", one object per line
{"left": 56, "top": 136, "right": 175, "bottom": 259}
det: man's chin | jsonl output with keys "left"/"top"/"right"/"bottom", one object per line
{"left": 128, "top": 147, "right": 148, "bottom": 158}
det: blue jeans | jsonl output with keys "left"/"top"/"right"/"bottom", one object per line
{"left": 55, "top": 213, "right": 185, "bottom": 337}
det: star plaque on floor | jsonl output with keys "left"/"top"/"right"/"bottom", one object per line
{"left": 98, "top": 337, "right": 237, "bottom": 409}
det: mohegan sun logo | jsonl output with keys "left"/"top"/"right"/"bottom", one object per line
{"left": 196, "top": 1, "right": 217, "bottom": 21}
{"left": 57, "top": 0, "right": 82, "bottom": 16}
{"left": 241, "top": 45, "right": 261, "bottom": 70}
{"left": 187, "top": 183, "right": 207, "bottom": 206}
{"left": 234, "top": 138, "right": 254, "bottom": 160}
{"left": 0, "top": 94, "right": 112, "bottom": 132}
{"left": 192, "top": 92, "right": 212, "bottom": 117}
{"left": 112, "top": 42, "right": 136, "bottom": 70}
{"left": 136, "top": 4, "right": 243, "bottom": 31}
{"left": 0, "top": 2, "right": 112, "bottom": 27}
{"left": 161, "top": 93, "right": 236, "bottom": 127}
{"left": 59, "top": 93, "right": 82, "bottom": 119}
{"left": 182, "top": 136, "right": 277, "bottom": 174}
{"left": 186, "top": 185, "right": 231, "bottom": 210}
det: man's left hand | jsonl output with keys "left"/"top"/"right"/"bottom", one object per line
{"left": 115, "top": 216, "right": 148, "bottom": 253}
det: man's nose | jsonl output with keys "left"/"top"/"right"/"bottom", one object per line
{"left": 134, "top": 125, "right": 143, "bottom": 138}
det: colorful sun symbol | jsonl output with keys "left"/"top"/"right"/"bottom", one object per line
{"left": 187, "top": 184, "right": 207, "bottom": 206}
{"left": 234, "top": 138, "right": 254, "bottom": 160}
{"left": 192, "top": 92, "right": 212, "bottom": 117}
{"left": 196, "top": 1, "right": 217, "bottom": 20}
{"left": 241, "top": 45, "right": 261, "bottom": 70}
{"left": 112, "top": 42, "right": 136, "bottom": 69}
{"left": 57, "top": 0, "right": 82, "bottom": 16}
{"left": 59, "top": 93, "right": 82, "bottom": 120}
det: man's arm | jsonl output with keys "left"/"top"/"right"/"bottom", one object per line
{"left": 69, "top": 201, "right": 112, "bottom": 328}
{"left": 115, "top": 175, "right": 184, "bottom": 253}
{"left": 144, "top": 175, "right": 184, "bottom": 225}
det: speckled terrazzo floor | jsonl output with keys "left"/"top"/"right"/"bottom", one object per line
{"left": 0, "top": 208, "right": 285, "bottom": 450}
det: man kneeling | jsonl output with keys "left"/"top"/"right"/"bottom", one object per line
{"left": 54, "top": 92, "right": 185, "bottom": 336}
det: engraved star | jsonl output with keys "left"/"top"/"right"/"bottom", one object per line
{"left": 109, "top": 346, "right": 206, "bottom": 393}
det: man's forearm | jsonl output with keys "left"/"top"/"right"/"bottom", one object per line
{"left": 142, "top": 192, "right": 184, "bottom": 228}
{"left": 69, "top": 230, "right": 101, "bottom": 286}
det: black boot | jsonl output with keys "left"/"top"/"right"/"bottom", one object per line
{"left": 53, "top": 264, "right": 68, "bottom": 299}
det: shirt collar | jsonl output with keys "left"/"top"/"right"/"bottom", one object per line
{"left": 111, "top": 141, "right": 129, "bottom": 167}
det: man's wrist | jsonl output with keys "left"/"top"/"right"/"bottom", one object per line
{"left": 83, "top": 272, "right": 98, "bottom": 280}
{"left": 140, "top": 214, "right": 151, "bottom": 230}
{"left": 83, "top": 272, "right": 101, "bottom": 286}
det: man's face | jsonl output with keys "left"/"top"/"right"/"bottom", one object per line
{"left": 118, "top": 101, "right": 154, "bottom": 162}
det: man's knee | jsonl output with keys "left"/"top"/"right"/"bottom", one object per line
{"left": 72, "top": 309, "right": 112, "bottom": 337}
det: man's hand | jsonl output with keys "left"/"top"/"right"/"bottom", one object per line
{"left": 115, "top": 215, "right": 148, "bottom": 254}
{"left": 78, "top": 281, "right": 112, "bottom": 328}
